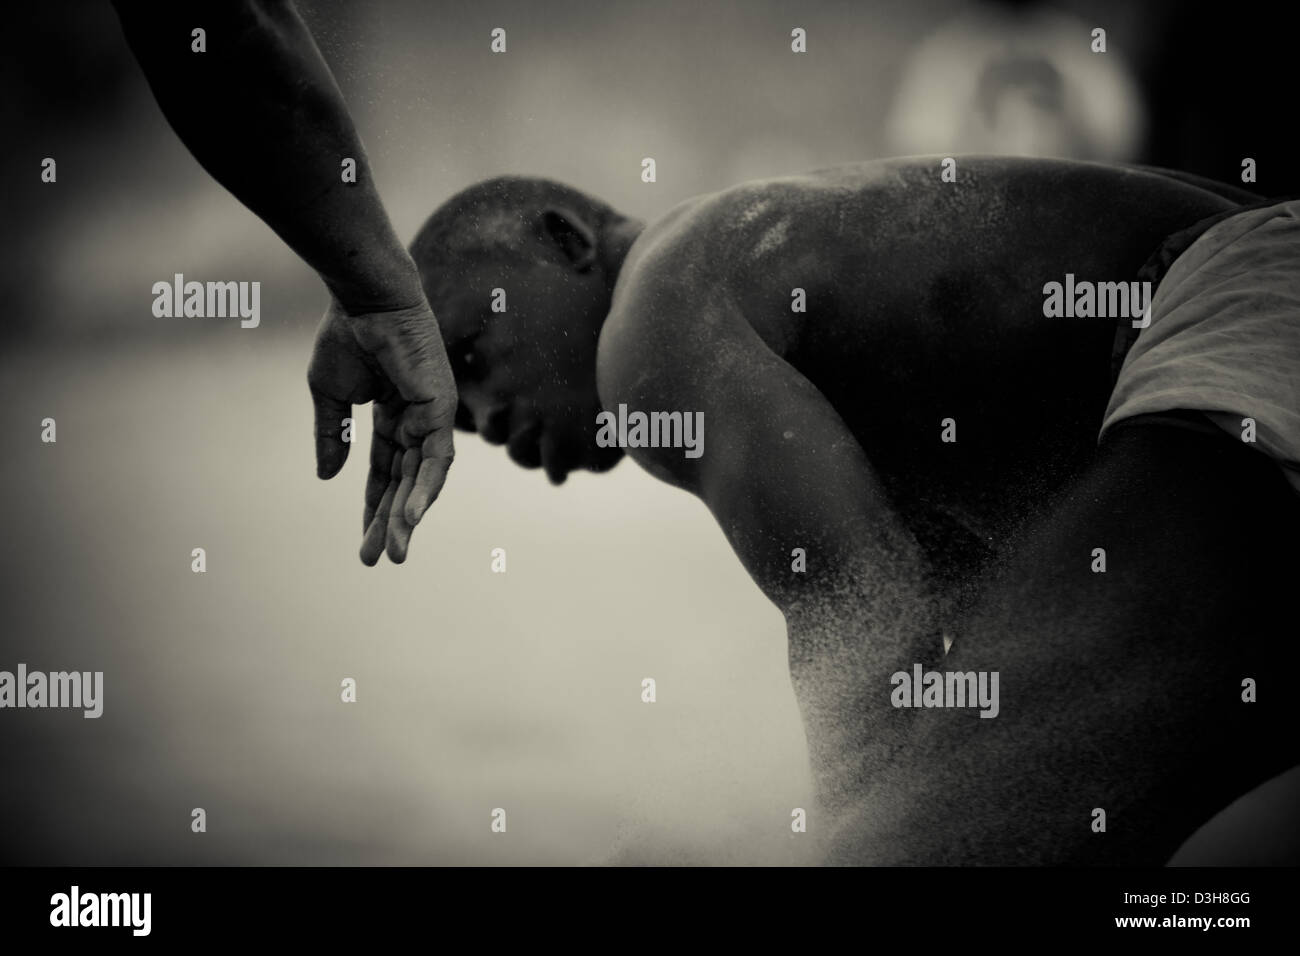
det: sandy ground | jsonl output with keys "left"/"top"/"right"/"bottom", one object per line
{"left": 0, "top": 334, "right": 813, "bottom": 864}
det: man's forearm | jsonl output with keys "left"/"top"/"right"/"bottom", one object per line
{"left": 113, "top": 0, "right": 423, "bottom": 313}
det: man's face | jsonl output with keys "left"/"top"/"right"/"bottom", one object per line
{"left": 433, "top": 256, "right": 624, "bottom": 484}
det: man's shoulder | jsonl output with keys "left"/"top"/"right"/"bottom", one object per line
{"left": 608, "top": 172, "right": 833, "bottom": 315}
{"left": 596, "top": 167, "right": 878, "bottom": 403}
{"left": 594, "top": 196, "right": 720, "bottom": 416}
{"left": 595, "top": 180, "right": 807, "bottom": 423}
{"left": 619, "top": 165, "right": 882, "bottom": 270}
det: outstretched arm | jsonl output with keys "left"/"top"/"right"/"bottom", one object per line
{"left": 113, "top": 0, "right": 455, "bottom": 563}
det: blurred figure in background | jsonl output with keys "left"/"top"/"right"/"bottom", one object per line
{"left": 885, "top": 0, "right": 1145, "bottom": 160}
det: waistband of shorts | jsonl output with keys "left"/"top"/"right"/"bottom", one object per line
{"left": 1107, "top": 193, "right": 1300, "bottom": 390}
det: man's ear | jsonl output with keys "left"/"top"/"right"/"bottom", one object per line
{"left": 539, "top": 207, "right": 598, "bottom": 271}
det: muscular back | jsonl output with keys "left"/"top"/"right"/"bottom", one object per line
{"left": 601, "top": 157, "right": 1236, "bottom": 579}
{"left": 595, "top": 159, "right": 1253, "bottom": 849}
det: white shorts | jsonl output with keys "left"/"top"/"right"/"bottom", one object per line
{"left": 1101, "top": 199, "right": 1300, "bottom": 493}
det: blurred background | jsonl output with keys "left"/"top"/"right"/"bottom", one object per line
{"left": 0, "top": 0, "right": 1292, "bottom": 864}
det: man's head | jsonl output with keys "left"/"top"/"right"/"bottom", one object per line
{"left": 411, "top": 176, "right": 641, "bottom": 484}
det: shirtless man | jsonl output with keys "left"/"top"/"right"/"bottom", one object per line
{"left": 117, "top": 0, "right": 1299, "bottom": 864}
{"left": 403, "top": 162, "right": 1300, "bottom": 864}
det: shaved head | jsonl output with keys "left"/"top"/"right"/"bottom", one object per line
{"left": 407, "top": 175, "right": 637, "bottom": 484}
{"left": 411, "top": 176, "right": 620, "bottom": 290}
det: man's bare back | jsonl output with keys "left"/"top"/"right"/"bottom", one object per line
{"left": 95, "top": 0, "right": 1300, "bottom": 873}
{"left": 414, "top": 157, "right": 1299, "bottom": 863}
{"left": 604, "top": 157, "right": 1235, "bottom": 569}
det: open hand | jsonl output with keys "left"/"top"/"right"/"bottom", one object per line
{"left": 307, "top": 296, "right": 457, "bottom": 564}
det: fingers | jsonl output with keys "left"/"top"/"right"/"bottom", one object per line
{"left": 363, "top": 433, "right": 395, "bottom": 534}
{"left": 346, "top": 306, "right": 459, "bottom": 563}
{"left": 360, "top": 401, "right": 453, "bottom": 563}
{"left": 360, "top": 451, "right": 402, "bottom": 567}
{"left": 401, "top": 400, "right": 457, "bottom": 525}
{"left": 309, "top": 301, "right": 380, "bottom": 481}
{"left": 311, "top": 391, "right": 352, "bottom": 480}
{"left": 347, "top": 306, "right": 459, "bottom": 539}
{"left": 364, "top": 403, "right": 401, "bottom": 533}
{"left": 385, "top": 447, "right": 420, "bottom": 564}
{"left": 361, "top": 405, "right": 425, "bottom": 565}
{"left": 407, "top": 448, "right": 452, "bottom": 525}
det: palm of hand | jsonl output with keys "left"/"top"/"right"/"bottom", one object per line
{"left": 308, "top": 298, "right": 457, "bottom": 564}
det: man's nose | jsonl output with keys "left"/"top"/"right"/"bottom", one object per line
{"left": 476, "top": 405, "right": 511, "bottom": 445}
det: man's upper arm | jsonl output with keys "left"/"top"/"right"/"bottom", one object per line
{"left": 600, "top": 231, "right": 945, "bottom": 781}
{"left": 598, "top": 244, "right": 930, "bottom": 621}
